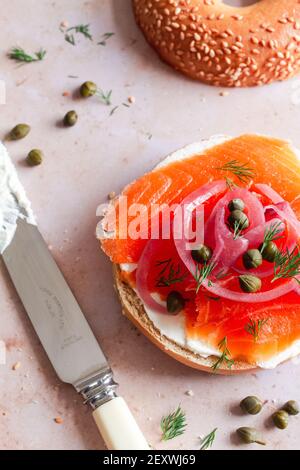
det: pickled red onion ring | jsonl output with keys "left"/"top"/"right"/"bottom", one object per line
{"left": 203, "top": 277, "right": 298, "bottom": 303}
{"left": 173, "top": 180, "right": 227, "bottom": 273}
{"left": 136, "top": 239, "right": 167, "bottom": 314}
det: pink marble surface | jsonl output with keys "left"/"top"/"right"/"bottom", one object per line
{"left": 0, "top": 0, "right": 300, "bottom": 451}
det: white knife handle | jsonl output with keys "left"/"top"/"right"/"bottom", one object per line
{"left": 93, "top": 397, "right": 150, "bottom": 450}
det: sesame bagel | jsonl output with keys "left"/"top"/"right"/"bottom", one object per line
{"left": 132, "top": 0, "right": 300, "bottom": 87}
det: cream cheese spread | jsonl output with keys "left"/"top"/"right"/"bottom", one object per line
{"left": 0, "top": 141, "right": 35, "bottom": 254}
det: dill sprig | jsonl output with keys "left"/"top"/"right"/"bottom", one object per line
{"left": 96, "top": 88, "right": 112, "bottom": 105}
{"left": 217, "top": 160, "right": 255, "bottom": 184}
{"left": 193, "top": 261, "right": 217, "bottom": 293}
{"left": 161, "top": 406, "right": 186, "bottom": 441}
{"left": 155, "top": 259, "right": 187, "bottom": 287}
{"left": 245, "top": 318, "right": 269, "bottom": 342}
{"left": 98, "top": 32, "right": 115, "bottom": 46}
{"left": 211, "top": 337, "right": 234, "bottom": 371}
{"left": 9, "top": 47, "right": 46, "bottom": 63}
{"left": 260, "top": 221, "right": 284, "bottom": 255}
{"left": 272, "top": 245, "right": 300, "bottom": 283}
{"left": 63, "top": 24, "right": 93, "bottom": 45}
{"left": 232, "top": 218, "right": 248, "bottom": 240}
{"left": 225, "top": 177, "right": 238, "bottom": 191}
{"left": 200, "top": 428, "right": 218, "bottom": 450}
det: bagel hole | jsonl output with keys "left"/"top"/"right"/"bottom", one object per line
{"left": 223, "top": 0, "right": 259, "bottom": 6}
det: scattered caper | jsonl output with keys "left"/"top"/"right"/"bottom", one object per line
{"left": 236, "top": 427, "right": 266, "bottom": 445}
{"left": 166, "top": 291, "right": 185, "bottom": 315}
{"left": 282, "top": 400, "right": 299, "bottom": 416}
{"left": 228, "top": 210, "right": 249, "bottom": 230}
{"left": 9, "top": 123, "right": 31, "bottom": 140}
{"left": 243, "top": 249, "right": 263, "bottom": 270}
{"left": 272, "top": 410, "right": 289, "bottom": 429}
{"left": 228, "top": 198, "right": 245, "bottom": 212}
{"left": 63, "top": 110, "right": 78, "bottom": 127}
{"left": 191, "top": 245, "right": 213, "bottom": 264}
{"left": 239, "top": 274, "right": 262, "bottom": 293}
{"left": 26, "top": 149, "right": 43, "bottom": 166}
{"left": 240, "top": 396, "right": 263, "bottom": 415}
{"left": 80, "top": 81, "right": 97, "bottom": 98}
{"left": 260, "top": 241, "right": 279, "bottom": 263}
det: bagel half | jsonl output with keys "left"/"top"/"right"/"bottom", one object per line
{"left": 100, "top": 135, "right": 300, "bottom": 374}
{"left": 133, "top": 0, "right": 300, "bottom": 87}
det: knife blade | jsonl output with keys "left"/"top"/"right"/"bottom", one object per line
{"left": 2, "top": 219, "right": 149, "bottom": 450}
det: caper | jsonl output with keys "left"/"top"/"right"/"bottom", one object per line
{"left": 26, "top": 149, "right": 43, "bottom": 166}
{"left": 239, "top": 274, "right": 262, "bottom": 293}
{"left": 260, "top": 241, "right": 279, "bottom": 263}
{"left": 282, "top": 400, "right": 299, "bottom": 416}
{"left": 228, "top": 198, "right": 245, "bottom": 212}
{"left": 240, "top": 396, "right": 263, "bottom": 415}
{"left": 191, "top": 245, "right": 213, "bottom": 264}
{"left": 9, "top": 123, "right": 31, "bottom": 140}
{"left": 236, "top": 427, "right": 266, "bottom": 445}
{"left": 243, "top": 249, "right": 263, "bottom": 270}
{"left": 63, "top": 110, "right": 78, "bottom": 127}
{"left": 166, "top": 291, "right": 185, "bottom": 315}
{"left": 228, "top": 210, "right": 249, "bottom": 230}
{"left": 272, "top": 410, "right": 289, "bottom": 429}
{"left": 80, "top": 81, "right": 97, "bottom": 98}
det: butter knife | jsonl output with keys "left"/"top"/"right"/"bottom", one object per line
{"left": 2, "top": 219, "right": 149, "bottom": 450}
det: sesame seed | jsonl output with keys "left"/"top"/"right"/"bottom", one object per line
{"left": 232, "top": 14, "right": 243, "bottom": 21}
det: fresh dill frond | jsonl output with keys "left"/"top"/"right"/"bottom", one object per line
{"left": 161, "top": 406, "right": 187, "bottom": 441}
{"left": 193, "top": 261, "right": 217, "bottom": 293}
{"left": 245, "top": 318, "right": 269, "bottom": 342}
{"left": 272, "top": 245, "right": 300, "bottom": 283}
{"left": 217, "top": 160, "right": 255, "bottom": 184}
{"left": 260, "top": 221, "right": 284, "bottom": 255}
{"left": 9, "top": 47, "right": 46, "bottom": 63}
{"left": 98, "top": 32, "right": 115, "bottom": 46}
{"left": 211, "top": 337, "right": 234, "bottom": 371}
{"left": 96, "top": 88, "right": 112, "bottom": 105}
{"left": 63, "top": 24, "right": 93, "bottom": 45}
{"left": 200, "top": 428, "right": 218, "bottom": 450}
{"left": 155, "top": 258, "right": 187, "bottom": 287}
{"left": 225, "top": 177, "right": 238, "bottom": 191}
{"left": 232, "top": 218, "right": 248, "bottom": 240}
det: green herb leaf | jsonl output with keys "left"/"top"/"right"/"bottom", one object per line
{"left": 155, "top": 259, "right": 187, "bottom": 288}
{"left": 62, "top": 24, "right": 92, "bottom": 45}
{"left": 9, "top": 47, "right": 46, "bottom": 63}
{"left": 211, "top": 337, "right": 234, "bottom": 371}
{"left": 217, "top": 160, "right": 255, "bottom": 184}
{"left": 225, "top": 177, "right": 238, "bottom": 191}
{"left": 244, "top": 318, "right": 269, "bottom": 342}
{"left": 260, "top": 221, "right": 284, "bottom": 255}
{"left": 272, "top": 245, "right": 300, "bottom": 283}
{"left": 200, "top": 428, "right": 218, "bottom": 450}
{"left": 161, "top": 406, "right": 186, "bottom": 441}
{"left": 98, "top": 32, "right": 115, "bottom": 46}
{"left": 232, "top": 218, "right": 248, "bottom": 240}
{"left": 193, "top": 261, "right": 217, "bottom": 293}
{"left": 96, "top": 88, "right": 112, "bottom": 105}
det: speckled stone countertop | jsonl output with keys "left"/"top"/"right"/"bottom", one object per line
{"left": 0, "top": 0, "right": 300, "bottom": 451}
